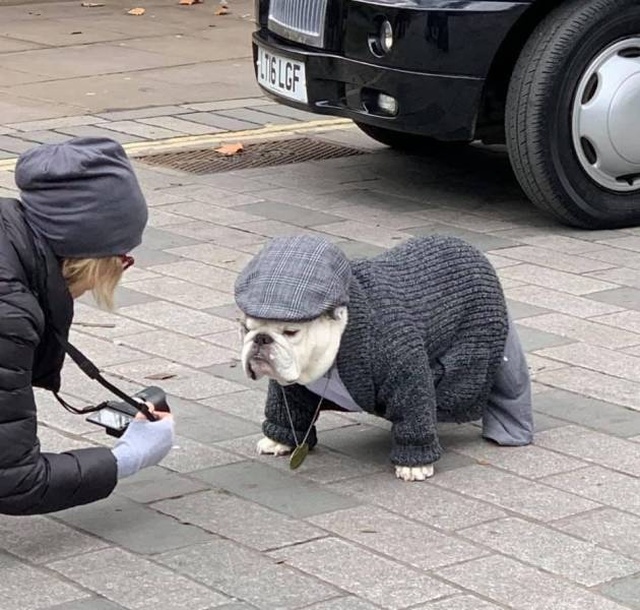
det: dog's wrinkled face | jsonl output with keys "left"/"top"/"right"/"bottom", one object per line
{"left": 240, "top": 306, "right": 348, "bottom": 386}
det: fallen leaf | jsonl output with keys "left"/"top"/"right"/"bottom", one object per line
{"left": 145, "top": 372, "right": 177, "bottom": 380}
{"left": 215, "top": 142, "right": 243, "bottom": 156}
{"left": 127, "top": 7, "right": 145, "bottom": 15}
{"left": 70, "top": 31, "right": 83, "bottom": 35}
{"left": 80, "top": 2, "right": 105, "bottom": 6}
{"left": 179, "top": 0, "right": 202, "bottom": 4}
{"left": 214, "top": 6, "right": 229, "bottom": 15}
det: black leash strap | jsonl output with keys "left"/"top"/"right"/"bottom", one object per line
{"left": 54, "top": 332, "right": 154, "bottom": 420}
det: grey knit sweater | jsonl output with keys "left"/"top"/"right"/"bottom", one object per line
{"left": 263, "top": 235, "right": 509, "bottom": 466}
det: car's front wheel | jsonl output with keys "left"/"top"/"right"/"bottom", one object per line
{"left": 505, "top": 0, "right": 640, "bottom": 229}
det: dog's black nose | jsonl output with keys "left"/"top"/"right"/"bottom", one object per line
{"left": 254, "top": 333, "right": 273, "bottom": 346}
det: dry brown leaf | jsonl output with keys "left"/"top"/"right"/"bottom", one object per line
{"left": 214, "top": 6, "right": 229, "bottom": 15}
{"left": 127, "top": 7, "right": 145, "bottom": 15}
{"left": 144, "top": 372, "right": 177, "bottom": 380}
{"left": 215, "top": 142, "right": 244, "bottom": 156}
{"left": 179, "top": 0, "right": 202, "bottom": 5}
{"left": 81, "top": 2, "right": 105, "bottom": 6}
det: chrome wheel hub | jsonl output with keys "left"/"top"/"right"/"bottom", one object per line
{"left": 572, "top": 37, "right": 640, "bottom": 192}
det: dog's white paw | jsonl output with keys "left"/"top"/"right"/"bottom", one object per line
{"left": 257, "top": 437, "right": 293, "bottom": 456}
{"left": 395, "top": 465, "right": 435, "bottom": 482}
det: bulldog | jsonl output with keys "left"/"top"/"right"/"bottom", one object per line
{"left": 235, "top": 234, "right": 533, "bottom": 481}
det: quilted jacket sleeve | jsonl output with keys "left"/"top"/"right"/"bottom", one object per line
{"left": 0, "top": 288, "right": 117, "bottom": 516}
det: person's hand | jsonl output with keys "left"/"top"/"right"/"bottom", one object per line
{"left": 134, "top": 401, "right": 172, "bottom": 422}
{"left": 111, "top": 404, "right": 175, "bottom": 479}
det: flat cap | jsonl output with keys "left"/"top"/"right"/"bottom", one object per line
{"left": 235, "top": 235, "right": 352, "bottom": 321}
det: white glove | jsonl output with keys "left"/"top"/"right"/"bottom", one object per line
{"left": 111, "top": 417, "right": 175, "bottom": 479}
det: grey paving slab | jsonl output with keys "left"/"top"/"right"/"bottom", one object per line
{"left": 148, "top": 259, "right": 238, "bottom": 293}
{"left": 157, "top": 539, "right": 338, "bottom": 610}
{"left": 216, "top": 107, "right": 298, "bottom": 125}
{"left": 8, "top": 114, "right": 106, "bottom": 132}
{"left": 589, "top": 286, "right": 640, "bottom": 310}
{"left": 201, "top": 360, "right": 267, "bottom": 390}
{"left": 124, "top": 276, "right": 232, "bottom": 309}
{"left": 177, "top": 403, "right": 260, "bottom": 444}
{"left": 501, "top": 263, "right": 617, "bottom": 295}
{"left": 536, "top": 343, "right": 640, "bottom": 384}
{"left": 328, "top": 474, "right": 508, "bottom": 531}
{"left": 518, "top": 312, "right": 640, "bottom": 349}
{"left": 435, "top": 555, "right": 630, "bottom": 610}
{"left": 533, "top": 388, "right": 640, "bottom": 437}
{"left": 450, "top": 438, "right": 585, "bottom": 479}
{"left": 555, "top": 508, "right": 640, "bottom": 561}
{"left": 153, "top": 490, "right": 325, "bottom": 551}
{"left": 542, "top": 466, "right": 640, "bottom": 516}
{"left": 201, "top": 389, "right": 268, "bottom": 425}
{"left": 433, "top": 464, "right": 600, "bottom": 521}
{"left": 178, "top": 111, "right": 261, "bottom": 131}
{"left": 594, "top": 309, "right": 640, "bottom": 334}
{"left": 168, "top": 242, "right": 254, "bottom": 272}
{"left": 0, "top": 133, "right": 40, "bottom": 153}
{"left": 49, "top": 548, "right": 227, "bottom": 610}
{"left": 56, "top": 124, "right": 144, "bottom": 144}
{"left": 515, "top": 324, "right": 575, "bottom": 352}
{"left": 119, "top": 300, "right": 236, "bottom": 337}
{"left": 16, "top": 129, "right": 75, "bottom": 144}
{"left": 168, "top": 221, "right": 268, "bottom": 251}
{"left": 55, "top": 494, "right": 214, "bottom": 554}
{"left": 601, "top": 575, "right": 640, "bottom": 610}
{"left": 46, "top": 600, "right": 126, "bottom": 610}
{"left": 506, "top": 284, "right": 624, "bottom": 317}
{"left": 487, "top": 244, "right": 615, "bottom": 273}
{"left": 536, "top": 365, "right": 640, "bottom": 412}
{"left": 308, "top": 505, "right": 488, "bottom": 570}
{"left": 459, "top": 517, "right": 640, "bottom": 586}
{"left": 105, "top": 357, "right": 245, "bottom": 400}
{"left": 236, "top": 200, "right": 344, "bottom": 227}
{"left": 535, "top": 425, "right": 640, "bottom": 476}
{"left": 269, "top": 538, "right": 456, "bottom": 610}
{"left": 0, "top": 514, "right": 107, "bottom": 564}
{"left": 0, "top": 551, "right": 88, "bottom": 610}
{"left": 95, "top": 105, "right": 191, "bottom": 121}
{"left": 256, "top": 104, "right": 318, "bottom": 122}
{"left": 413, "top": 596, "right": 504, "bottom": 610}
{"left": 137, "top": 115, "right": 219, "bottom": 135}
{"left": 120, "top": 329, "right": 234, "bottom": 368}
{"left": 409, "top": 224, "right": 519, "bottom": 252}
{"left": 192, "top": 461, "right": 360, "bottom": 518}
{"left": 113, "top": 466, "right": 208, "bottom": 504}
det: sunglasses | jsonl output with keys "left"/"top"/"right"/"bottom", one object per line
{"left": 120, "top": 254, "right": 135, "bottom": 271}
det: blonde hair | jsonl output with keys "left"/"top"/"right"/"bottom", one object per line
{"left": 62, "top": 256, "right": 124, "bottom": 310}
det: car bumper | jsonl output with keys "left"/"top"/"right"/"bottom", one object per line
{"left": 254, "top": 32, "right": 484, "bottom": 140}
{"left": 253, "top": 0, "right": 527, "bottom": 140}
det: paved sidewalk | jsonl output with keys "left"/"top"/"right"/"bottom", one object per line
{"left": 1, "top": 1, "right": 640, "bottom": 609}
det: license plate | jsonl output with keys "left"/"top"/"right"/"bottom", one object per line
{"left": 256, "top": 46, "right": 308, "bottom": 104}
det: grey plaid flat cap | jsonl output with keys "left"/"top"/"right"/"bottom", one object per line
{"left": 235, "top": 235, "right": 352, "bottom": 321}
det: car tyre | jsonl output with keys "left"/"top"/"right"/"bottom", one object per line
{"left": 505, "top": 0, "right": 640, "bottom": 229}
{"left": 355, "top": 122, "right": 469, "bottom": 154}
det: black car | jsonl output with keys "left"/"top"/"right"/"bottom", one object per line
{"left": 253, "top": 0, "right": 640, "bottom": 229}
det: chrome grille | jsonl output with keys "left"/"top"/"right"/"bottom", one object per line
{"left": 268, "top": 0, "right": 329, "bottom": 48}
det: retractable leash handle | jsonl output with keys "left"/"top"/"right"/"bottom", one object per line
{"left": 54, "top": 332, "right": 157, "bottom": 421}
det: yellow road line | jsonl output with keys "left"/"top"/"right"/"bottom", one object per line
{"left": 0, "top": 117, "right": 354, "bottom": 172}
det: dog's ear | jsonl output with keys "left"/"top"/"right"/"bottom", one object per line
{"left": 328, "top": 306, "right": 348, "bottom": 321}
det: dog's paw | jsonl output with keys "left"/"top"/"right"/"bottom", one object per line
{"left": 257, "top": 437, "right": 293, "bottom": 456}
{"left": 395, "top": 465, "right": 435, "bottom": 482}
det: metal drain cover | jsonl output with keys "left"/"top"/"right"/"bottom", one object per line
{"left": 135, "top": 137, "right": 367, "bottom": 174}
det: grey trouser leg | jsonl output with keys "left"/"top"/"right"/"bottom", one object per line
{"left": 482, "top": 317, "right": 534, "bottom": 446}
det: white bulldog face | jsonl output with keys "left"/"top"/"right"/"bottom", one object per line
{"left": 240, "top": 306, "right": 348, "bottom": 385}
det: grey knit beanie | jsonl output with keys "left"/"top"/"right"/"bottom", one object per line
{"left": 15, "top": 137, "right": 148, "bottom": 258}
{"left": 235, "top": 234, "right": 352, "bottom": 321}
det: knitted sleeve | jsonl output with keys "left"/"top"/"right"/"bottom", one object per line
{"left": 263, "top": 380, "right": 319, "bottom": 449}
{"left": 377, "top": 354, "right": 443, "bottom": 466}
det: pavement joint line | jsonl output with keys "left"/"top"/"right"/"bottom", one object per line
{"left": 0, "top": 118, "right": 354, "bottom": 171}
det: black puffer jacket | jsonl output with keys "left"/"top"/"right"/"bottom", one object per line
{"left": 0, "top": 198, "right": 117, "bottom": 515}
